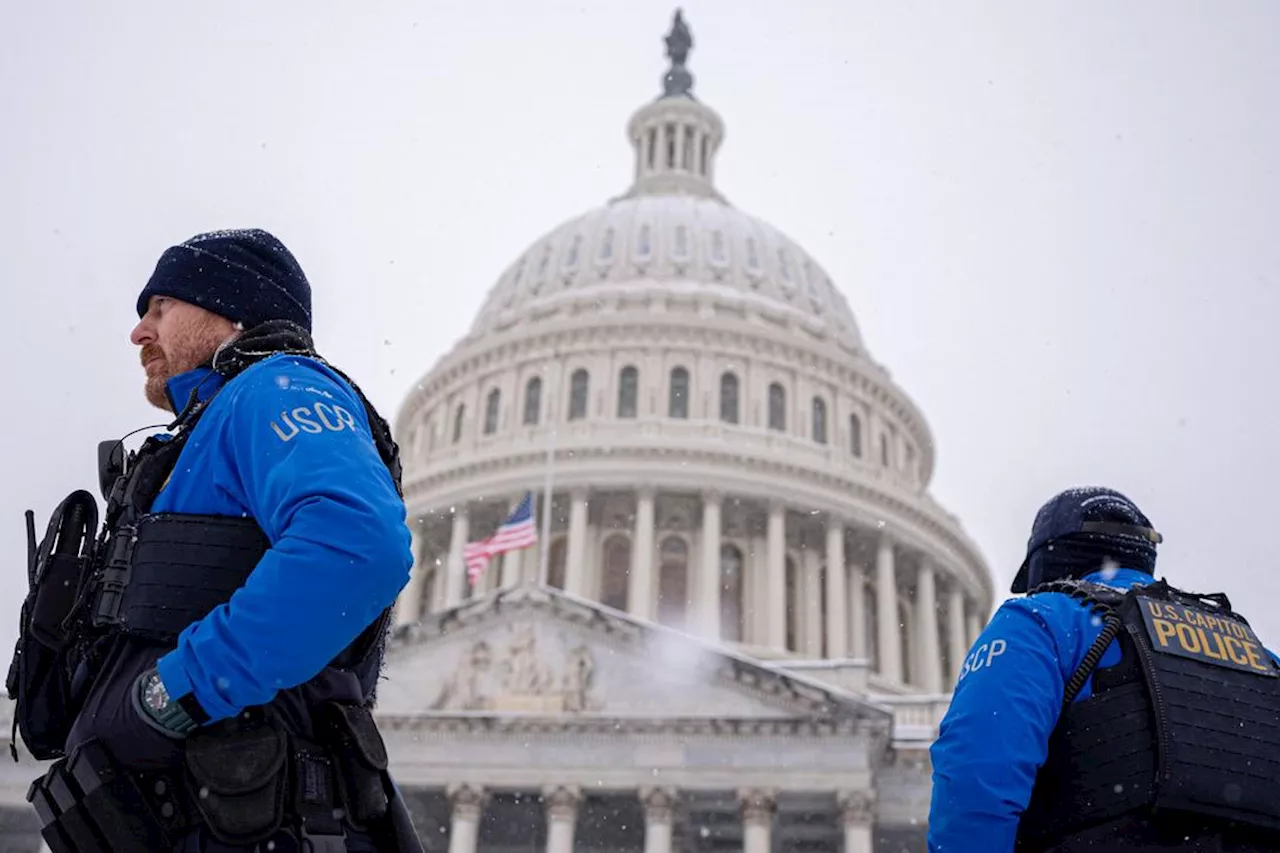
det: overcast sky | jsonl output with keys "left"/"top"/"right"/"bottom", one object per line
{"left": 2, "top": 1, "right": 1278, "bottom": 659}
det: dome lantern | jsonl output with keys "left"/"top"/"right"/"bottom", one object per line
{"left": 622, "top": 10, "right": 726, "bottom": 202}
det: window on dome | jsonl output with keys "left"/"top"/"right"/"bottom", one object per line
{"left": 778, "top": 249, "right": 793, "bottom": 286}
{"left": 524, "top": 377, "right": 542, "bottom": 425}
{"left": 881, "top": 433, "right": 891, "bottom": 467}
{"left": 700, "top": 135, "right": 709, "bottom": 176}
{"left": 636, "top": 224, "right": 652, "bottom": 260}
{"left": 812, "top": 396, "right": 828, "bottom": 445}
{"left": 710, "top": 230, "right": 727, "bottom": 265}
{"left": 617, "top": 365, "right": 638, "bottom": 418}
{"left": 720, "top": 544, "right": 744, "bottom": 643}
{"left": 598, "top": 228, "right": 614, "bottom": 264}
{"left": 564, "top": 234, "right": 581, "bottom": 269}
{"left": 849, "top": 413, "right": 863, "bottom": 457}
{"left": 905, "top": 444, "right": 916, "bottom": 477}
{"left": 669, "top": 367, "right": 689, "bottom": 418}
{"left": 719, "top": 372, "right": 740, "bottom": 424}
{"left": 682, "top": 126, "right": 695, "bottom": 171}
{"left": 537, "top": 245, "right": 551, "bottom": 278}
{"left": 746, "top": 238, "right": 761, "bottom": 272}
{"left": 665, "top": 123, "right": 677, "bottom": 169}
{"left": 452, "top": 404, "right": 465, "bottom": 444}
{"left": 484, "top": 388, "right": 501, "bottom": 435}
{"left": 804, "top": 260, "right": 817, "bottom": 294}
{"left": 646, "top": 128, "right": 656, "bottom": 170}
{"left": 657, "top": 536, "right": 688, "bottom": 630}
{"left": 673, "top": 225, "right": 689, "bottom": 260}
{"left": 601, "top": 534, "right": 631, "bottom": 612}
{"left": 568, "top": 368, "right": 590, "bottom": 420}
{"left": 768, "top": 383, "right": 786, "bottom": 431}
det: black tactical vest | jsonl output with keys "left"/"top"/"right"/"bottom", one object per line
{"left": 1016, "top": 579, "right": 1280, "bottom": 852}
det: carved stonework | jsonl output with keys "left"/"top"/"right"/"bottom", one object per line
{"left": 640, "top": 787, "right": 678, "bottom": 825}
{"left": 447, "top": 784, "right": 489, "bottom": 821}
{"left": 432, "top": 623, "right": 602, "bottom": 714}
{"left": 737, "top": 788, "right": 777, "bottom": 827}
{"left": 838, "top": 789, "right": 876, "bottom": 826}
{"left": 544, "top": 785, "right": 582, "bottom": 821}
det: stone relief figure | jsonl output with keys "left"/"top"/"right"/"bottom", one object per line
{"left": 562, "top": 644, "right": 596, "bottom": 713}
{"left": 502, "top": 624, "right": 555, "bottom": 695}
{"left": 431, "top": 640, "right": 494, "bottom": 710}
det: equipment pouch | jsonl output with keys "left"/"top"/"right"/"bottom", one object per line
{"left": 318, "top": 701, "right": 390, "bottom": 825}
{"left": 184, "top": 713, "right": 288, "bottom": 845}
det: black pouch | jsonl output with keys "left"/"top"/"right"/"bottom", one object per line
{"left": 317, "top": 702, "right": 390, "bottom": 826}
{"left": 184, "top": 713, "right": 288, "bottom": 845}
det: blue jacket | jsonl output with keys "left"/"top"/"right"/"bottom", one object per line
{"left": 148, "top": 354, "right": 413, "bottom": 722}
{"left": 927, "top": 568, "right": 1278, "bottom": 852}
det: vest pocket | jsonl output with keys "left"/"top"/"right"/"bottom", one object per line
{"left": 317, "top": 701, "right": 390, "bottom": 826}
{"left": 184, "top": 712, "right": 288, "bottom": 844}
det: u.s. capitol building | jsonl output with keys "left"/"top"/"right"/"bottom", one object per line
{"left": 0, "top": 12, "right": 995, "bottom": 853}
{"left": 377, "top": 12, "right": 995, "bottom": 853}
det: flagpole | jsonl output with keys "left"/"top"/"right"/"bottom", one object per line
{"left": 537, "top": 355, "right": 560, "bottom": 586}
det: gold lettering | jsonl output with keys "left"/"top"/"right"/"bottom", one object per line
{"left": 1207, "top": 629, "right": 1230, "bottom": 661}
{"left": 1223, "top": 636, "right": 1251, "bottom": 666}
{"left": 1175, "top": 623, "right": 1202, "bottom": 654}
{"left": 1181, "top": 607, "right": 1199, "bottom": 625}
{"left": 1244, "top": 642, "right": 1270, "bottom": 673}
{"left": 1164, "top": 604, "right": 1181, "bottom": 621}
{"left": 1151, "top": 618, "right": 1177, "bottom": 648}
{"left": 1145, "top": 600, "right": 1165, "bottom": 617}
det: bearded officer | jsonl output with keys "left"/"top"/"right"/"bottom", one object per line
{"left": 9, "top": 229, "right": 423, "bottom": 852}
{"left": 927, "top": 486, "right": 1280, "bottom": 852}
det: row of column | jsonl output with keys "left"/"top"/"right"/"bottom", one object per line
{"left": 400, "top": 490, "right": 985, "bottom": 691}
{"left": 445, "top": 785, "right": 876, "bottom": 853}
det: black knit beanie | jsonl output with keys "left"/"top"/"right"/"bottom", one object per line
{"left": 136, "top": 228, "right": 312, "bottom": 333}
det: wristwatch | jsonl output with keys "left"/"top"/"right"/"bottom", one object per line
{"left": 135, "top": 668, "right": 198, "bottom": 737}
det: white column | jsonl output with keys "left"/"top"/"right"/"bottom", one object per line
{"left": 738, "top": 789, "right": 776, "bottom": 853}
{"left": 803, "top": 547, "right": 823, "bottom": 656}
{"left": 825, "top": 519, "right": 848, "bottom": 659}
{"left": 838, "top": 790, "right": 875, "bottom": 853}
{"left": 640, "top": 787, "right": 676, "bottom": 853}
{"left": 544, "top": 785, "right": 581, "bottom": 853}
{"left": 766, "top": 504, "right": 787, "bottom": 649}
{"left": 444, "top": 507, "right": 470, "bottom": 608}
{"left": 564, "top": 489, "right": 589, "bottom": 597}
{"left": 447, "top": 784, "right": 487, "bottom": 853}
{"left": 967, "top": 608, "right": 984, "bottom": 648}
{"left": 916, "top": 561, "right": 943, "bottom": 693}
{"left": 948, "top": 585, "right": 969, "bottom": 688}
{"left": 848, "top": 562, "right": 867, "bottom": 660}
{"left": 875, "top": 536, "right": 901, "bottom": 682}
{"left": 393, "top": 518, "right": 426, "bottom": 627}
{"left": 629, "top": 490, "right": 656, "bottom": 621}
{"left": 698, "top": 492, "right": 722, "bottom": 639}
{"left": 501, "top": 547, "right": 523, "bottom": 589}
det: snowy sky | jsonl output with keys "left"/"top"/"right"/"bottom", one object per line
{"left": 2, "top": 1, "right": 1278, "bottom": 657}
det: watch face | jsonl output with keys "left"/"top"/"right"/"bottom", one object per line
{"left": 144, "top": 675, "right": 170, "bottom": 712}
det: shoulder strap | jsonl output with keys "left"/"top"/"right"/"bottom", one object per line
{"left": 1027, "top": 579, "right": 1129, "bottom": 708}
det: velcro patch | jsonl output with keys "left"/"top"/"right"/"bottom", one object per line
{"left": 1137, "top": 596, "right": 1277, "bottom": 677}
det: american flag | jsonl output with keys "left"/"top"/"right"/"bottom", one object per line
{"left": 463, "top": 492, "right": 538, "bottom": 586}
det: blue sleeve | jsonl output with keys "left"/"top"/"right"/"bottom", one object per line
{"left": 155, "top": 357, "right": 412, "bottom": 722}
{"left": 927, "top": 599, "right": 1074, "bottom": 853}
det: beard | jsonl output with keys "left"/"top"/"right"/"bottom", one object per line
{"left": 141, "top": 316, "right": 236, "bottom": 411}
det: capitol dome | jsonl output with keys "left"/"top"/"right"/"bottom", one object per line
{"left": 390, "top": 12, "right": 994, "bottom": 697}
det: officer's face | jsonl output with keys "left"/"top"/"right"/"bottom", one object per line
{"left": 130, "top": 296, "right": 237, "bottom": 411}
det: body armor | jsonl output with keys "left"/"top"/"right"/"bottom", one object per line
{"left": 1016, "top": 579, "right": 1280, "bottom": 852}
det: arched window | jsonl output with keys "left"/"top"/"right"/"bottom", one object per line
{"left": 452, "top": 404, "right": 465, "bottom": 444}
{"left": 637, "top": 225, "right": 652, "bottom": 260}
{"left": 812, "top": 396, "right": 827, "bottom": 445}
{"left": 768, "top": 383, "right": 787, "bottom": 432}
{"left": 617, "top": 366, "right": 639, "bottom": 419}
{"left": 568, "top": 369, "right": 589, "bottom": 421}
{"left": 785, "top": 556, "right": 799, "bottom": 652}
{"left": 669, "top": 367, "right": 689, "bottom": 419}
{"left": 719, "top": 544, "right": 744, "bottom": 643}
{"left": 598, "top": 228, "right": 615, "bottom": 264}
{"left": 524, "top": 377, "right": 542, "bottom": 426}
{"left": 657, "top": 536, "right": 689, "bottom": 630}
{"left": 547, "top": 538, "right": 568, "bottom": 590}
{"left": 849, "top": 413, "right": 863, "bottom": 457}
{"left": 665, "top": 123, "right": 677, "bottom": 169}
{"left": 881, "top": 434, "right": 891, "bottom": 467}
{"left": 484, "top": 389, "right": 501, "bottom": 435}
{"left": 600, "top": 535, "right": 631, "bottom": 612}
{"left": 719, "top": 372, "right": 740, "bottom": 424}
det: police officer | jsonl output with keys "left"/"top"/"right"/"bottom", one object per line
{"left": 928, "top": 486, "right": 1280, "bottom": 852}
{"left": 9, "top": 229, "right": 423, "bottom": 852}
